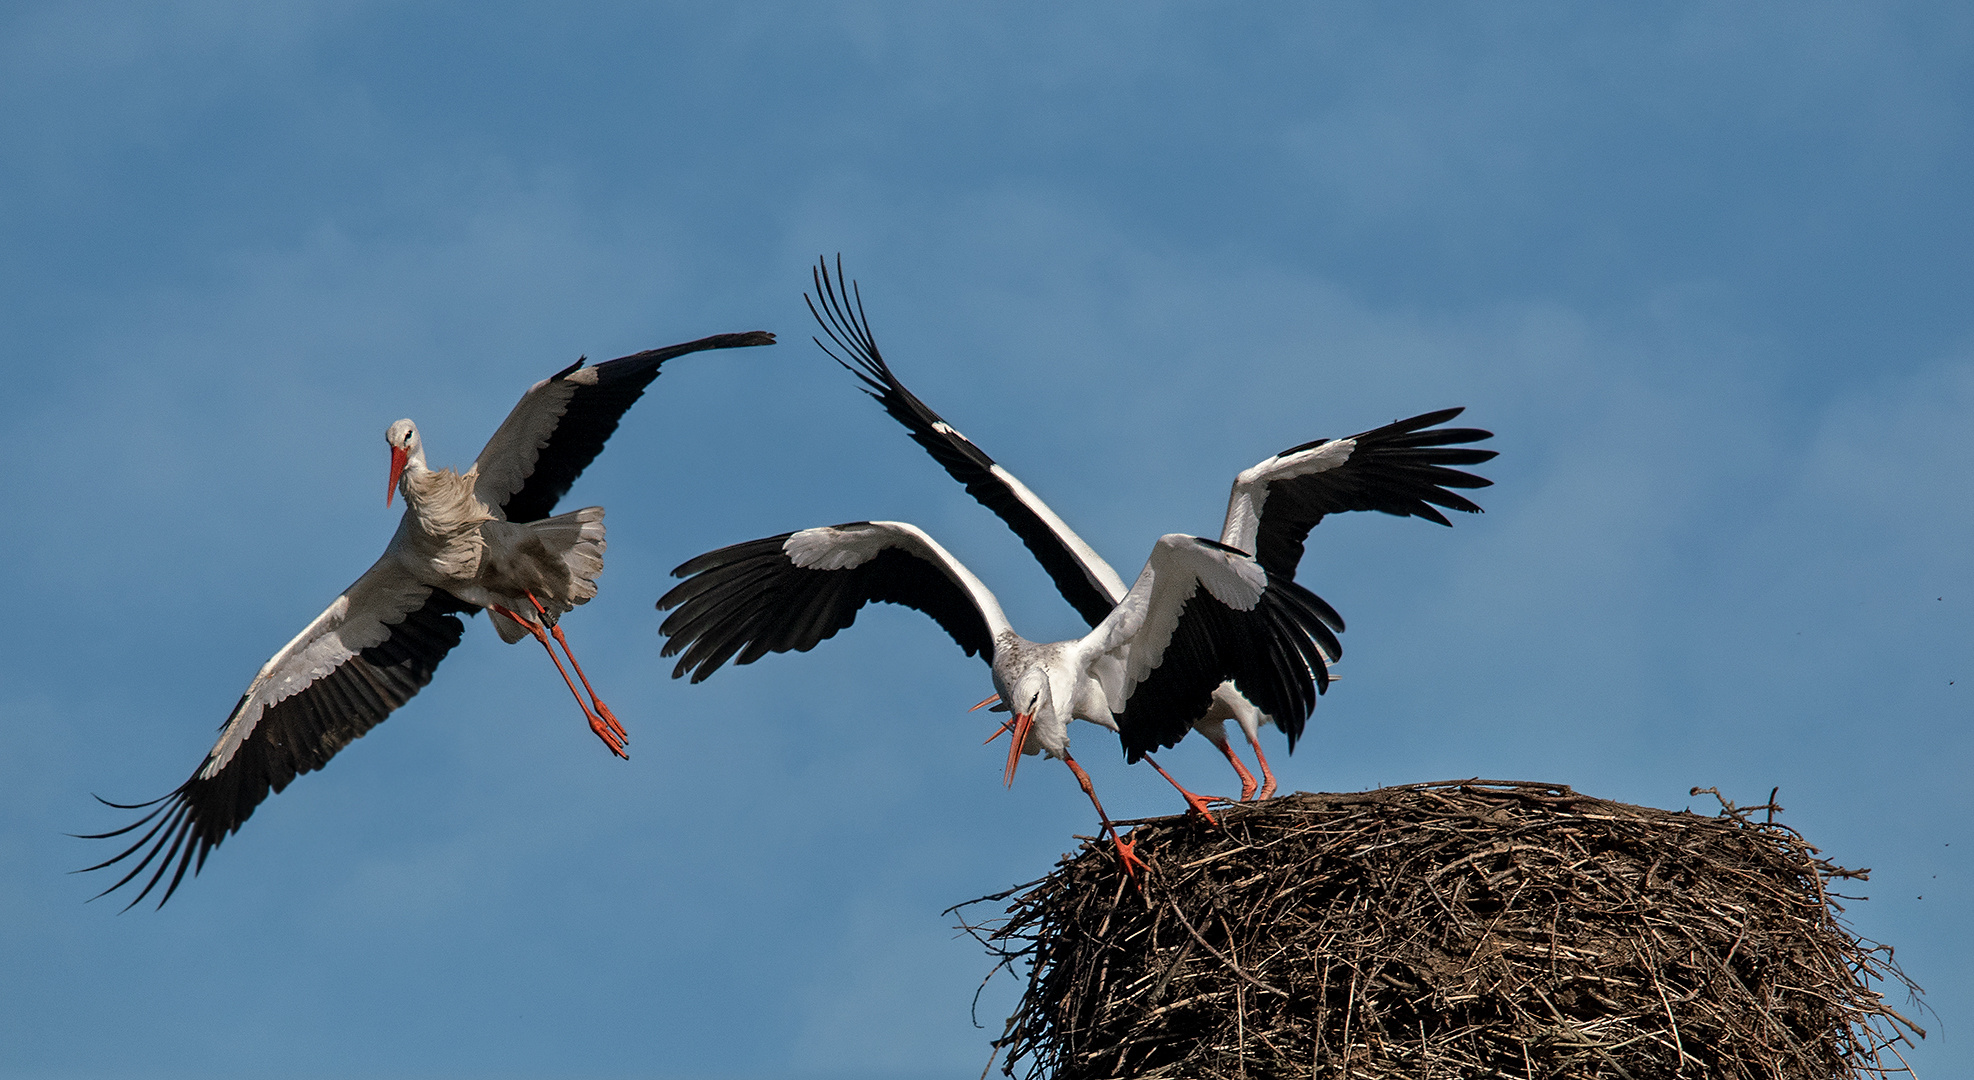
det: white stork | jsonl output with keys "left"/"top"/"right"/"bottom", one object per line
{"left": 807, "top": 256, "right": 1495, "bottom": 799}
{"left": 656, "top": 522, "right": 1340, "bottom": 875}
{"left": 82, "top": 330, "right": 777, "bottom": 908}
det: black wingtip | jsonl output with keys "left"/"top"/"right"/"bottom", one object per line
{"left": 607, "top": 331, "right": 777, "bottom": 370}
{"left": 807, "top": 256, "right": 891, "bottom": 393}
{"left": 669, "top": 330, "right": 778, "bottom": 353}
{"left": 89, "top": 790, "right": 174, "bottom": 811}
{"left": 75, "top": 790, "right": 200, "bottom": 910}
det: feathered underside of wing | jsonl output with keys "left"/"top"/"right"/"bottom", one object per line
{"left": 657, "top": 524, "right": 1000, "bottom": 684}
{"left": 487, "top": 331, "right": 777, "bottom": 524}
{"left": 1248, "top": 407, "right": 1497, "bottom": 580}
{"left": 807, "top": 255, "right": 1125, "bottom": 625}
{"left": 78, "top": 590, "right": 472, "bottom": 910}
{"left": 1110, "top": 541, "right": 1343, "bottom": 762}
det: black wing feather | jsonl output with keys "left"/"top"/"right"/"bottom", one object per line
{"left": 1115, "top": 565, "right": 1343, "bottom": 762}
{"left": 79, "top": 590, "right": 472, "bottom": 909}
{"left": 501, "top": 331, "right": 777, "bottom": 523}
{"left": 807, "top": 256, "right": 1119, "bottom": 627}
{"left": 657, "top": 527, "right": 998, "bottom": 684}
{"left": 1255, "top": 408, "right": 1497, "bottom": 579}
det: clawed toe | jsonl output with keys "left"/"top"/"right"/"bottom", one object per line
{"left": 1113, "top": 835, "right": 1146, "bottom": 879}
{"left": 589, "top": 715, "right": 628, "bottom": 758}
{"left": 594, "top": 700, "right": 628, "bottom": 744}
{"left": 1180, "top": 792, "right": 1229, "bottom": 832}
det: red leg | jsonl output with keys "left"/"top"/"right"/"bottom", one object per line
{"left": 1062, "top": 754, "right": 1144, "bottom": 880}
{"left": 1244, "top": 730, "right": 1279, "bottom": 801}
{"left": 1211, "top": 735, "right": 1260, "bottom": 802}
{"left": 1140, "top": 753, "right": 1224, "bottom": 827}
{"left": 492, "top": 604, "right": 627, "bottom": 759}
{"left": 526, "top": 593, "right": 627, "bottom": 745}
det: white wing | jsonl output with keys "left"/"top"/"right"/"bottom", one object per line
{"left": 809, "top": 257, "right": 1129, "bottom": 625}
{"left": 469, "top": 360, "right": 594, "bottom": 518}
{"left": 1220, "top": 408, "right": 1496, "bottom": 579}
{"left": 1221, "top": 438, "right": 1357, "bottom": 557}
{"left": 201, "top": 554, "right": 443, "bottom": 776}
{"left": 658, "top": 521, "right": 1016, "bottom": 683}
{"left": 473, "top": 332, "right": 777, "bottom": 523}
{"left": 83, "top": 551, "right": 472, "bottom": 908}
{"left": 1080, "top": 535, "right": 1340, "bottom": 761}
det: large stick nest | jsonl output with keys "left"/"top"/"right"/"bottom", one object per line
{"left": 956, "top": 781, "right": 1923, "bottom": 1080}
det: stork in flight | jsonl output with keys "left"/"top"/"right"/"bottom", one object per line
{"left": 807, "top": 256, "right": 1496, "bottom": 799}
{"left": 658, "top": 522, "right": 1340, "bottom": 875}
{"left": 82, "top": 330, "right": 776, "bottom": 908}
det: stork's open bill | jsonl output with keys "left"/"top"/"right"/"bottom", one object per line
{"left": 808, "top": 256, "right": 1496, "bottom": 800}
{"left": 80, "top": 330, "right": 777, "bottom": 908}
{"left": 656, "top": 521, "right": 1341, "bottom": 877}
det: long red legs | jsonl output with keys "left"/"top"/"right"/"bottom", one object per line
{"left": 1139, "top": 753, "right": 1225, "bottom": 828}
{"left": 1245, "top": 730, "right": 1280, "bottom": 801}
{"left": 1211, "top": 736, "right": 1261, "bottom": 802}
{"left": 524, "top": 592, "right": 627, "bottom": 746}
{"left": 997, "top": 713, "right": 1144, "bottom": 877}
{"left": 490, "top": 603, "right": 627, "bottom": 759}
{"left": 996, "top": 709, "right": 1219, "bottom": 826}
{"left": 1062, "top": 754, "right": 1144, "bottom": 879}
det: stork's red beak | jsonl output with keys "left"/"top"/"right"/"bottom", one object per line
{"left": 387, "top": 446, "right": 408, "bottom": 506}
{"left": 1002, "top": 712, "right": 1035, "bottom": 787}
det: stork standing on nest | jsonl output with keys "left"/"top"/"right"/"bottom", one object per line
{"left": 657, "top": 521, "right": 1339, "bottom": 875}
{"left": 806, "top": 257, "right": 1495, "bottom": 799}
{"left": 82, "top": 330, "right": 776, "bottom": 908}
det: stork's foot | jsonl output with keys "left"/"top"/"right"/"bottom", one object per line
{"left": 1111, "top": 832, "right": 1146, "bottom": 879}
{"left": 1179, "top": 788, "right": 1223, "bottom": 826}
{"left": 592, "top": 698, "right": 629, "bottom": 747}
{"left": 589, "top": 711, "right": 629, "bottom": 759}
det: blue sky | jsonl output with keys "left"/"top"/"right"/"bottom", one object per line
{"left": 2, "top": 3, "right": 1968, "bottom": 1077}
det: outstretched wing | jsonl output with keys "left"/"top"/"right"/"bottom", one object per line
{"left": 657, "top": 521, "right": 1012, "bottom": 684}
{"left": 474, "top": 331, "right": 778, "bottom": 523}
{"left": 80, "top": 555, "right": 472, "bottom": 909}
{"left": 809, "top": 256, "right": 1126, "bottom": 627}
{"left": 1089, "top": 535, "right": 1343, "bottom": 760}
{"left": 1222, "top": 408, "right": 1496, "bottom": 580}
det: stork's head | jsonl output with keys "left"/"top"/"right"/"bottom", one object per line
{"left": 384, "top": 419, "right": 421, "bottom": 506}
{"left": 999, "top": 665, "right": 1054, "bottom": 787}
